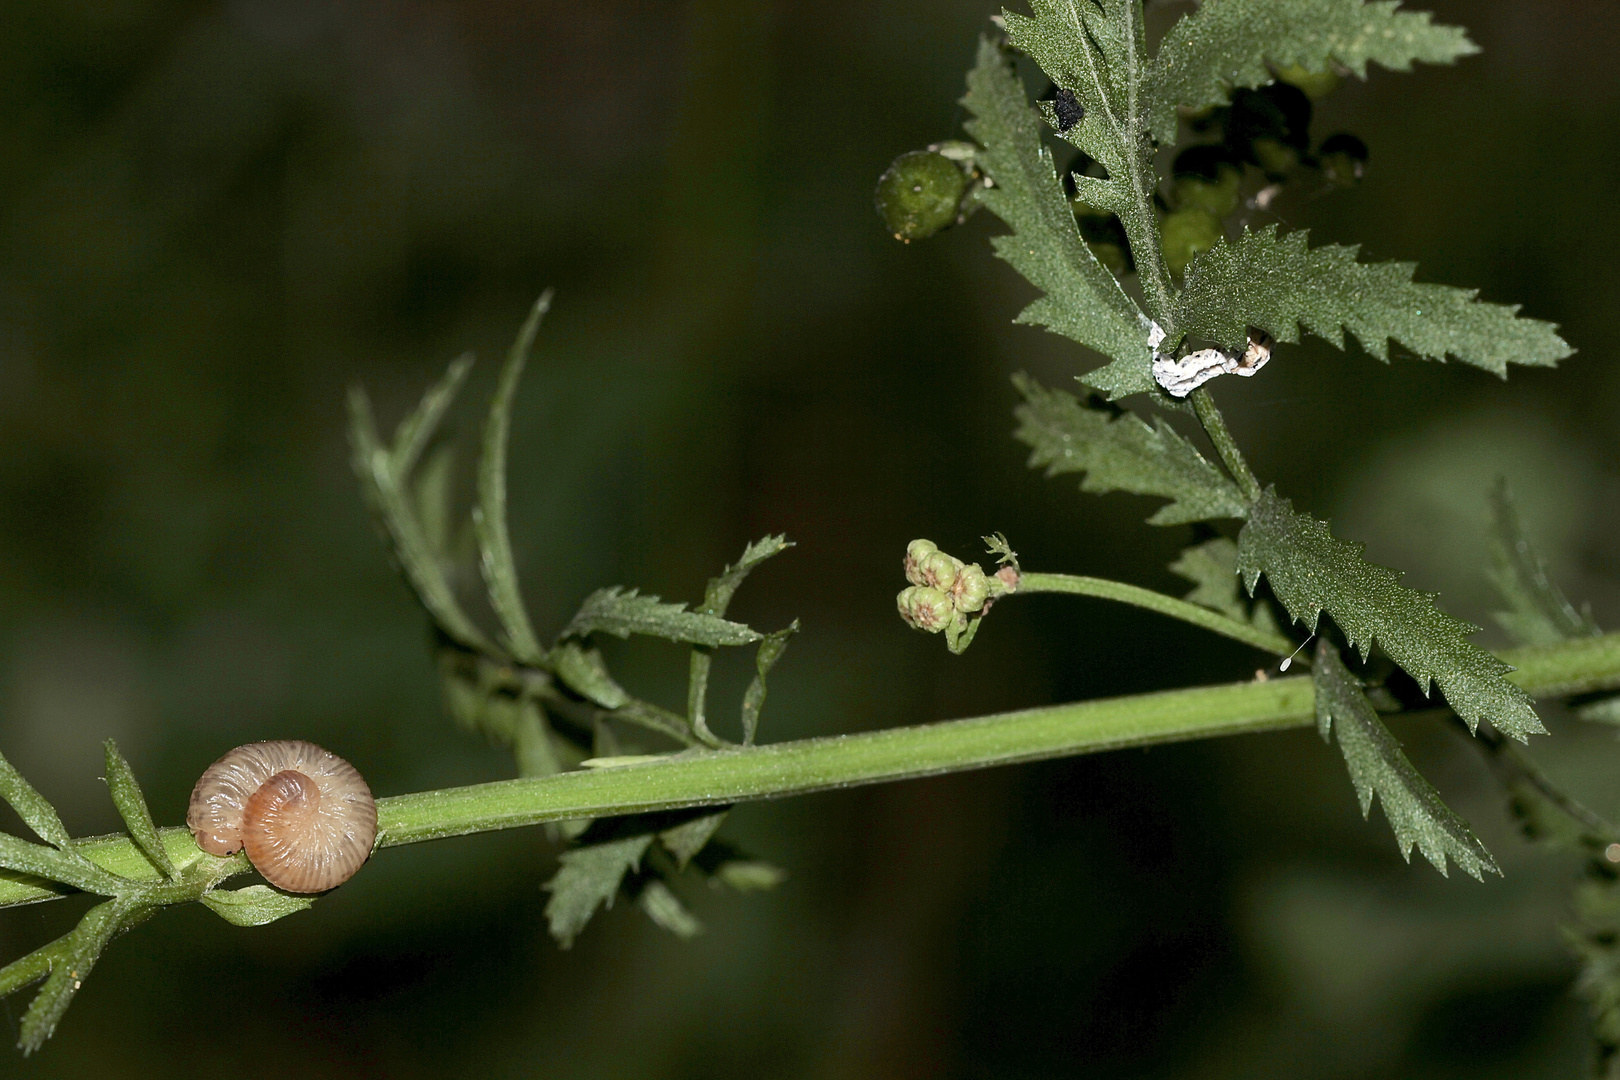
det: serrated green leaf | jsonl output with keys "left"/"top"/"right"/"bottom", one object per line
{"left": 349, "top": 389, "right": 499, "bottom": 654}
{"left": 1312, "top": 639, "right": 1497, "bottom": 879}
{"left": 1144, "top": 0, "right": 1477, "bottom": 143}
{"left": 1487, "top": 478, "right": 1601, "bottom": 647}
{"left": 391, "top": 353, "right": 474, "bottom": 481}
{"left": 562, "top": 588, "right": 762, "bottom": 648}
{"left": 101, "top": 741, "right": 175, "bottom": 881}
{"left": 1170, "top": 537, "right": 1280, "bottom": 635}
{"left": 1001, "top": 1, "right": 1141, "bottom": 188}
{"left": 475, "top": 292, "right": 552, "bottom": 665}
{"left": 0, "top": 749, "right": 74, "bottom": 851}
{"left": 701, "top": 535, "right": 793, "bottom": 617}
{"left": 549, "top": 640, "right": 630, "bottom": 709}
{"left": 1012, "top": 373, "right": 1247, "bottom": 524}
{"left": 200, "top": 885, "right": 316, "bottom": 927}
{"left": 18, "top": 895, "right": 146, "bottom": 1054}
{"left": 1175, "top": 226, "right": 1573, "bottom": 376}
{"left": 637, "top": 878, "right": 703, "bottom": 939}
{"left": 1238, "top": 488, "right": 1543, "bottom": 740}
{"left": 543, "top": 834, "right": 654, "bottom": 949}
{"left": 962, "top": 35, "right": 1150, "bottom": 396}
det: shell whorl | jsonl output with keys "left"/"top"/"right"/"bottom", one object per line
{"left": 187, "top": 740, "right": 377, "bottom": 893}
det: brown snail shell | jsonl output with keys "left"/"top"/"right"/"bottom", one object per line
{"left": 187, "top": 740, "right": 377, "bottom": 893}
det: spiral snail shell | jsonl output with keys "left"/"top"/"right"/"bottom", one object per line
{"left": 187, "top": 740, "right": 377, "bottom": 893}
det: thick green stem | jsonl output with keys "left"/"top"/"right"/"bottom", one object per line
{"left": 1016, "top": 572, "right": 1292, "bottom": 656}
{"left": 4, "top": 633, "right": 1618, "bottom": 911}
{"left": 1190, "top": 388, "right": 1262, "bottom": 503}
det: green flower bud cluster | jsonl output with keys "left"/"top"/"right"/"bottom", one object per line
{"left": 898, "top": 539, "right": 1019, "bottom": 653}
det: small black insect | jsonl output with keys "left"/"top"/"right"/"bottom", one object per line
{"left": 1053, "top": 88, "right": 1084, "bottom": 132}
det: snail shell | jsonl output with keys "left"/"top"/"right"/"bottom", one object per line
{"left": 187, "top": 740, "right": 377, "bottom": 893}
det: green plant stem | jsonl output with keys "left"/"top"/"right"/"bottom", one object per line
{"left": 1016, "top": 572, "right": 1292, "bottom": 656}
{"left": 4, "top": 632, "right": 1619, "bottom": 912}
{"left": 1189, "top": 389, "right": 1262, "bottom": 503}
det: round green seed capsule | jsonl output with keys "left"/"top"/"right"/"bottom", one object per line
{"left": 1160, "top": 208, "right": 1222, "bottom": 277}
{"left": 875, "top": 151, "right": 969, "bottom": 242}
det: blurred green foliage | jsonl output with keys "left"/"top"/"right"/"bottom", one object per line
{"left": 0, "top": 0, "right": 1618, "bottom": 1076}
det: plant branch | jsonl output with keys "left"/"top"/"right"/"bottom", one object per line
{"left": 4, "top": 632, "right": 1617, "bottom": 912}
{"left": 1189, "top": 388, "right": 1262, "bottom": 503}
{"left": 1016, "top": 571, "right": 1292, "bottom": 655}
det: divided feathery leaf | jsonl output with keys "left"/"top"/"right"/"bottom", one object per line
{"left": 349, "top": 385, "right": 499, "bottom": 654}
{"left": 562, "top": 588, "right": 762, "bottom": 649}
{"left": 0, "top": 749, "right": 75, "bottom": 851}
{"left": 962, "top": 36, "right": 1151, "bottom": 398}
{"left": 741, "top": 622, "right": 798, "bottom": 746}
{"left": 1175, "top": 227, "right": 1573, "bottom": 376}
{"left": 1144, "top": 0, "right": 1477, "bottom": 143}
{"left": 475, "top": 292, "right": 553, "bottom": 665}
{"left": 0, "top": 833, "right": 125, "bottom": 898}
{"left": 390, "top": 353, "right": 473, "bottom": 480}
{"left": 101, "top": 741, "right": 175, "bottom": 881}
{"left": 543, "top": 834, "right": 654, "bottom": 949}
{"left": 689, "top": 536, "right": 794, "bottom": 745}
{"left": 199, "top": 886, "right": 315, "bottom": 927}
{"left": 1238, "top": 489, "right": 1543, "bottom": 740}
{"left": 1012, "top": 373, "right": 1248, "bottom": 524}
{"left": 1487, "top": 478, "right": 1601, "bottom": 647}
{"left": 18, "top": 896, "right": 147, "bottom": 1054}
{"left": 1312, "top": 639, "right": 1497, "bottom": 879}
{"left": 1170, "top": 537, "right": 1279, "bottom": 634}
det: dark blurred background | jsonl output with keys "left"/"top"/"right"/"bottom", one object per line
{"left": 0, "top": 0, "right": 1618, "bottom": 1075}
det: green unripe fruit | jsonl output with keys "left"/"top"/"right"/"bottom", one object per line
{"left": 904, "top": 538, "right": 939, "bottom": 586}
{"left": 919, "top": 550, "right": 960, "bottom": 590}
{"left": 875, "top": 151, "right": 968, "bottom": 242}
{"left": 953, "top": 564, "right": 990, "bottom": 614}
{"left": 1172, "top": 166, "right": 1241, "bottom": 217}
{"left": 1273, "top": 64, "right": 1340, "bottom": 101}
{"left": 1160, "top": 208, "right": 1222, "bottom": 277}
{"left": 897, "top": 585, "right": 954, "bottom": 633}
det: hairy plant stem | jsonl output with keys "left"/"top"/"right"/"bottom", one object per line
{"left": 4, "top": 633, "right": 1619, "bottom": 911}
{"left": 1189, "top": 388, "right": 1262, "bottom": 502}
{"left": 1015, "top": 572, "right": 1292, "bottom": 655}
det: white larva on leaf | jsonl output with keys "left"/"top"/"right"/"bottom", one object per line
{"left": 1152, "top": 328, "right": 1274, "bottom": 398}
{"left": 188, "top": 740, "right": 377, "bottom": 893}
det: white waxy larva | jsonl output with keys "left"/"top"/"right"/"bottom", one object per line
{"left": 187, "top": 740, "right": 378, "bottom": 894}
